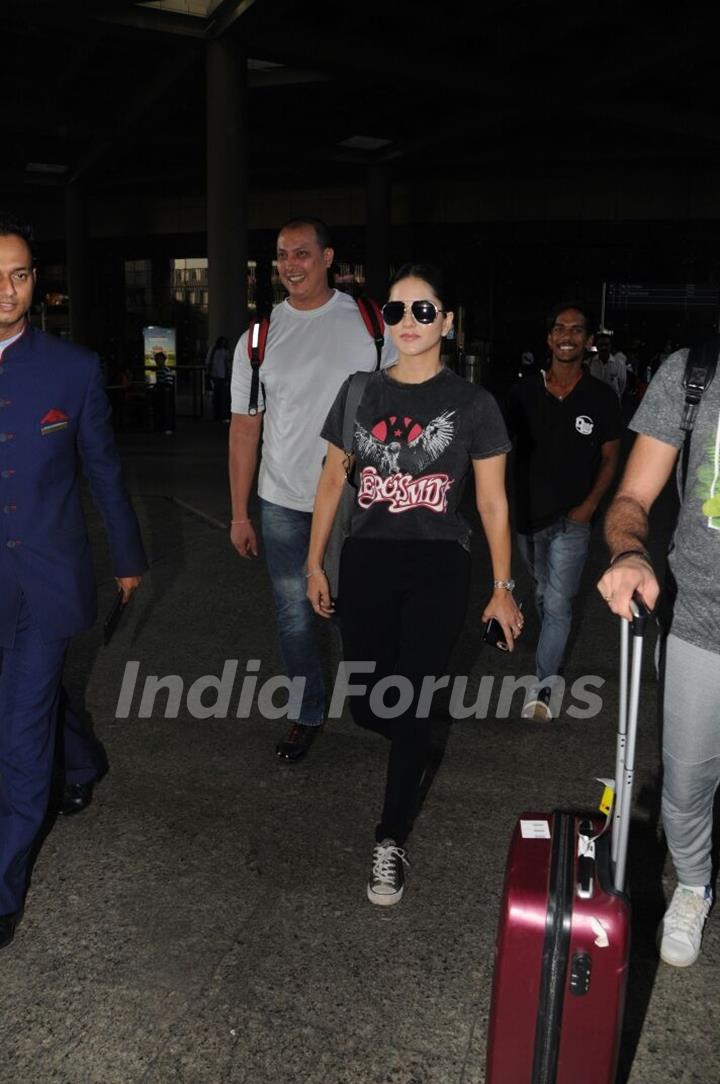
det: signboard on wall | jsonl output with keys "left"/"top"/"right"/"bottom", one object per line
{"left": 143, "top": 326, "right": 176, "bottom": 385}
{"left": 607, "top": 284, "right": 720, "bottom": 310}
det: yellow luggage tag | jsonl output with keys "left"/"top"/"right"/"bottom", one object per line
{"left": 587, "top": 777, "right": 615, "bottom": 841}
{"left": 596, "top": 777, "right": 615, "bottom": 818}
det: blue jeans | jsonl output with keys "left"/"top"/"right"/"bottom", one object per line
{"left": 259, "top": 498, "right": 325, "bottom": 726}
{"left": 516, "top": 516, "right": 591, "bottom": 685}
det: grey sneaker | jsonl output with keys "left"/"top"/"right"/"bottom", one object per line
{"left": 367, "top": 839, "right": 409, "bottom": 906}
{"left": 521, "top": 685, "right": 554, "bottom": 721}
{"left": 658, "top": 885, "right": 712, "bottom": 967}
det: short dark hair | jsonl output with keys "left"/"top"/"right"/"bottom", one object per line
{"left": 0, "top": 215, "right": 35, "bottom": 262}
{"left": 277, "top": 216, "right": 332, "bottom": 250}
{"left": 389, "top": 262, "right": 453, "bottom": 310}
{"left": 546, "top": 300, "right": 594, "bottom": 335}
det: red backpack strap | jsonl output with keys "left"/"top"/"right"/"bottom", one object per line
{"left": 355, "top": 295, "right": 384, "bottom": 371}
{"left": 246, "top": 315, "right": 270, "bottom": 415}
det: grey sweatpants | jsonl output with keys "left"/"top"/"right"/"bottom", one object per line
{"left": 662, "top": 633, "right": 720, "bottom": 886}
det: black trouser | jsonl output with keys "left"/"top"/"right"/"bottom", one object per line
{"left": 153, "top": 382, "right": 175, "bottom": 432}
{"left": 338, "top": 539, "right": 471, "bottom": 846}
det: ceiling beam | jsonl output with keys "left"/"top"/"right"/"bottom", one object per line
{"left": 92, "top": 4, "right": 206, "bottom": 38}
{"left": 591, "top": 101, "right": 720, "bottom": 148}
{"left": 94, "top": 0, "right": 257, "bottom": 39}
{"left": 206, "top": 0, "right": 257, "bottom": 38}
{"left": 248, "top": 66, "right": 331, "bottom": 88}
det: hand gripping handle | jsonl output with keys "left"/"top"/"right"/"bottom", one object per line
{"left": 629, "top": 593, "right": 650, "bottom": 636}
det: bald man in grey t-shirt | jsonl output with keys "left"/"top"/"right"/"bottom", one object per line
{"left": 228, "top": 217, "right": 395, "bottom": 762}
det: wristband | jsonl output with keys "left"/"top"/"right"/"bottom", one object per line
{"left": 493, "top": 579, "right": 515, "bottom": 591}
{"left": 609, "top": 549, "right": 652, "bottom": 568}
{"left": 305, "top": 568, "right": 324, "bottom": 579}
{"left": 231, "top": 518, "right": 251, "bottom": 525}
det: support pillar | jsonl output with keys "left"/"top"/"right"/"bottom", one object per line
{"left": 206, "top": 37, "right": 248, "bottom": 351}
{"left": 150, "top": 248, "right": 173, "bottom": 328}
{"left": 364, "top": 164, "right": 391, "bottom": 302}
{"left": 64, "top": 181, "right": 92, "bottom": 347}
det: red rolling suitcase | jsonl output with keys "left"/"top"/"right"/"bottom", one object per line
{"left": 486, "top": 601, "right": 649, "bottom": 1084}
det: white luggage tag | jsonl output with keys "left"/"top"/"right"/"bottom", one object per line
{"left": 576, "top": 780, "right": 616, "bottom": 900}
{"left": 577, "top": 828, "right": 596, "bottom": 899}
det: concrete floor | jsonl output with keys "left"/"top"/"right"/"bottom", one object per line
{"left": 1, "top": 417, "right": 718, "bottom": 1084}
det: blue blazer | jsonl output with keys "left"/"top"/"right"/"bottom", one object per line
{"left": 0, "top": 326, "right": 147, "bottom": 646}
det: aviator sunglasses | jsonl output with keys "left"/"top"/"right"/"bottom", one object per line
{"left": 381, "top": 299, "right": 446, "bottom": 326}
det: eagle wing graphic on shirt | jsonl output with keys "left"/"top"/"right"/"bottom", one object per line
{"left": 355, "top": 409, "right": 456, "bottom": 475}
{"left": 355, "top": 426, "right": 402, "bottom": 473}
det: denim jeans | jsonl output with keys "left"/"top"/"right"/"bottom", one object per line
{"left": 516, "top": 516, "right": 591, "bottom": 686}
{"left": 259, "top": 498, "right": 325, "bottom": 726}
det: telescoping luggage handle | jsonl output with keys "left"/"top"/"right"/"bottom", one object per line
{"left": 611, "top": 595, "right": 650, "bottom": 892}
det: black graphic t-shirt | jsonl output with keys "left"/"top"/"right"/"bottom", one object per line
{"left": 321, "top": 367, "right": 511, "bottom": 544}
{"left": 505, "top": 370, "right": 622, "bottom": 533}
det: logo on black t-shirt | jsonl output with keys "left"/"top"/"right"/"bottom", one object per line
{"left": 575, "top": 415, "right": 594, "bottom": 436}
{"left": 356, "top": 410, "right": 455, "bottom": 473}
{"left": 355, "top": 410, "right": 456, "bottom": 514}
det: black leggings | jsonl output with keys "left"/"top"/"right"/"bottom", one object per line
{"left": 338, "top": 539, "right": 471, "bottom": 845}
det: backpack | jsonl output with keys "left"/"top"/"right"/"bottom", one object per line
{"left": 245, "top": 295, "right": 384, "bottom": 415}
{"left": 323, "top": 369, "right": 372, "bottom": 601}
{"left": 657, "top": 336, "right": 718, "bottom": 635}
{"left": 679, "top": 335, "right": 718, "bottom": 495}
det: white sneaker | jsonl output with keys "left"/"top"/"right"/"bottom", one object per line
{"left": 367, "top": 839, "right": 409, "bottom": 906}
{"left": 658, "top": 884, "right": 712, "bottom": 967}
{"left": 521, "top": 686, "right": 553, "bottom": 721}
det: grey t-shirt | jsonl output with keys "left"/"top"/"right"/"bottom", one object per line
{"left": 630, "top": 349, "right": 720, "bottom": 651}
{"left": 230, "top": 291, "right": 396, "bottom": 511}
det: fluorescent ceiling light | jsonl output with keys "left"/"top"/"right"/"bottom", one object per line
{"left": 248, "top": 58, "right": 284, "bottom": 70}
{"left": 25, "top": 162, "right": 69, "bottom": 174}
{"left": 138, "top": 1, "right": 224, "bottom": 17}
{"left": 337, "top": 135, "right": 392, "bottom": 151}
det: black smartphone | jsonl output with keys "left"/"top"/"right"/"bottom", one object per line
{"left": 482, "top": 600, "right": 523, "bottom": 652}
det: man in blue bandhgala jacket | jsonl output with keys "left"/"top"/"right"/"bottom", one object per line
{"left": 0, "top": 216, "right": 147, "bottom": 950}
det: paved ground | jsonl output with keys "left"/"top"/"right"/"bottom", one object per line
{"left": 1, "top": 417, "right": 718, "bottom": 1084}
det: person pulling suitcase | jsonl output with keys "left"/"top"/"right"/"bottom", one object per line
{"left": 486, "top": 599, "right": 648, "bottom": 1084}
{"left": 599, "top": 339, "right": 718, "bottom": 969}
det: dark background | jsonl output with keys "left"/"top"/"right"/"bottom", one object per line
{"left": 3, "top": 0, "right": 720, "bottom": 378}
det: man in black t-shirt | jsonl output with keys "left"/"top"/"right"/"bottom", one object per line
{"left": 505, "top": 302, "right": 622, "bottom": 720}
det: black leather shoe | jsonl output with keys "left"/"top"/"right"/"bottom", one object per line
{"left": 0, "top": 912, "right": 18, "bottom": 950}
{"left": 275, "top": 723, "right": 323, "bottom": 762}
{"left": 60, "top": 781, "right": 94, "bottom": 816}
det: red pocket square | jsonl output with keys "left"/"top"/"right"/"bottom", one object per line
{"left": 40, "top": 408, "right": 69, "bottom": 425}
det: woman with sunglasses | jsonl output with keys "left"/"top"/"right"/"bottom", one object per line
{"left": 306, "top": 263, "right": 521, "bottom": 905}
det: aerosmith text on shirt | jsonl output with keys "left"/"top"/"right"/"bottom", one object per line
{"left": 355, "top": 409, "right": 455, "bottom": 513}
